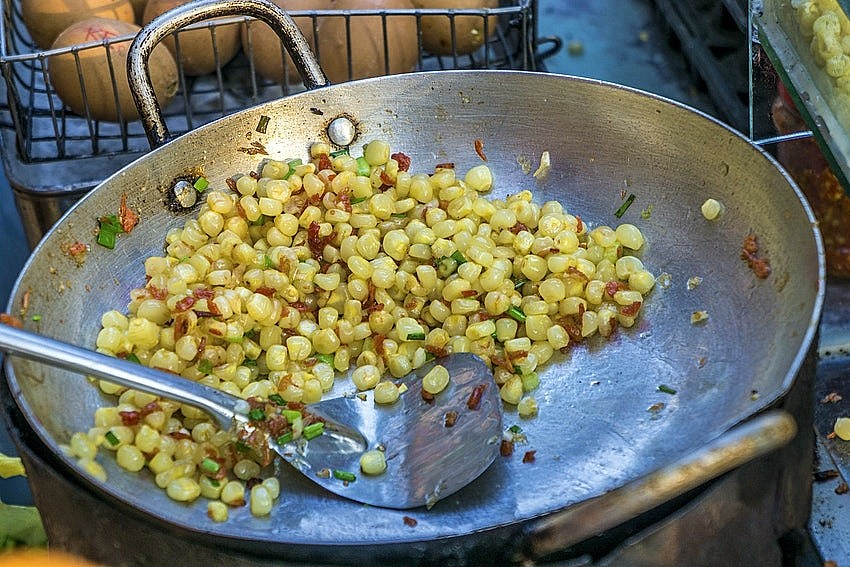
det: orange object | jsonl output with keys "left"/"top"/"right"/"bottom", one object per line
{"left": 0, "top": 550, "right": 101, "bottom": 566}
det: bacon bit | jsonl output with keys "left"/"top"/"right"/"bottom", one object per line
{"left": 474, "top": 139, "right": 487, "bottom": 161}
{"left": 236, "top": 202, "right": 247, "bottom": 219}
{"left": 149, "top": 286, "right": 168, "bottom": 300}
{"left": 508, "top": 350, "right": 529, "bottom": 361}
{"left": 821, "top": 392, "right": 844, "bottom": 404}
{"left": 509, "top": 221, "right": 529, "bottom": 235}
{"left": 0, "top": 313, "right": 23, "bottom": 329}
{"left": 460, "top": 289, "right": 478, "bottom": 298}
{"left": 500, "top": 439, "right": 514, "bottom": 457}
{"left": 245, "top": 477, "right": 263, "bottom": 490}
{"left": 288, "top": 301, "right": 313, "bottom": 313}
{"left": 254, "top": 287, "right": 276, "bottom": 297}
{"left": 119, "top": 410, "right": 141, "bottom": 426}
{"left": 438, "top": 199, "right": 450, "bottom": 210}
{"left": 522, "top": 450, "right": 537, "bottom": 463}
{"left": 249, "top": 170, "right": 262, "bottom": 180}
{"left": 140, "top": 402, "right": 161, "bottom": 416}
{"left": 169, "top": 430, "right": 192, "bottom": 440}
{"left": 435, "top": 162, "right": 455, "bottom": 170}
{"left": 421, "top": 389, "right": 435, "bottom": 403}
{"left": 226, "top": 177, "right": 238, "bottom": 191}
{"left": 605, "top": 280, "right": 626, "bottom": 297}
{"left": 490, "top": 353, "right": 515, "bottom": 374}
{"left": 836, "top": 482, "right": 849, "bottom": 495}
{"left": 403, "top": 516, "right": 418, "bottom": 527}
{"left": 308, "top": 193, "right": 323, "bottom": 206}
{"left": 374, "top": 334, "right": 386, "bottom": 356}
{"left": 425, "top": 344, "right": 449, "bottom": 358}
{"left": 467, "top": 383, "right": 487, "bottom": 410}
{"left": 21, "top": 290, "right": 30, "bottom": 313}
{"left": 741, "top": 234, "right": 772, "bottom": 279}
{"left": 620, "top": 301, "right": 642, "bottom": 317}
{"left": 444, "top": 411, "right": 458, "bottom": 427}
{"left": 556, "top": 315, "right": 583, "bottom": 343}
{"left": 338, "top": 192, "right": 353, "bottom": 213}
{"left": 814, "top": 469, "right": 840, "bottom": 482}
{"left": 68, "top": 241, "right": 88, "bottom": 258}
{"left": 391, "top": 152, "right": 411, "bottom": 171}
{"left": 575, "top": 216, "right": 584, "bottom": 233}
{"left": 193, "top": 310, "right": 218, "bottom": 318}
{"left": 380, "top": 170, "right": 395, "bottom": 186}
{"left": 119, "top": 194, "right": 140, "bottom": 233}
{"left": 193, "top": 288, "right": 215, "bottom": 300}
{"left": 307, "top": 221, "right": 331, "bottom": 259}
{"left": 174, "top": 296, "right": 196, "bottom": 312}
{"left": 316, "top": 154, "right": 333, "bottom": 172}
{"left": 828, "top": 431, "right": 837, "bottom": 440}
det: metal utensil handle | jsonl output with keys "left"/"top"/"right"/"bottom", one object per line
{"left": 0, "top": 324, "right": 240, "bottom": 430}
{"left": 512, "top": 409, "right": 798, "bottom": 562}
{"left": 127, "top": 0, "right": 330, "bottom": 148}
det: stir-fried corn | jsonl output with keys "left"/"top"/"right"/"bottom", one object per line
{"left": 69, "top": 138, "right": 654, "bottom": 519}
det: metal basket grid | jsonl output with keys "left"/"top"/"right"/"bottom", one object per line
{"left": 0, "top": 0, "right": 538, "bottom": 165}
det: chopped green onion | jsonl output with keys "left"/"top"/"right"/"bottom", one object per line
{"left": 201, "top": 457, "right": 220, "bottom": 475}
{"left": 197, "top": 359, "right": 213, "bottom": 374}
{"left": 391, "top": 212, "right": 407, "bottom": 218}
{"left": 248, "top": 408, "right": 266, "bottom": 421}
{"left": 193, "top": 177, "right": 209, "bottom": 192}
{"left": 641, "top": 204, "right": 653, "bottom": 219}
{"left": 30, "top": 315, "right": 41, "bottom": 322}
{"left": 521, "top": 371, "right": 540, "bottom": 391}
{"left": 255, "top": 115, "right": 270, "bottom": 133}
{"left": 657, "top": 384, "right": 677, "bottom": 395}
{"left": 508, "top": 424, "right": 523, "bottom": 434}
{"left": 252, "top": 215, "right": 265, "bottom": 226}
{"left": 506, "top": 305, "right": 527, "bottom": 323}
{"left": 243, "top": 358, "right": 258, "bottom": 367}
{"left": 281, "top": 409, "right": 302, "bottom": 423}
{"left": 614, "top": 193, "right": 636, "bottom": 218}
{"left": 333, "top": 469, "right": 356, "bottom": 482}
{"left": 406, "top": 332, "right": 426, "bottom": 341}
{"left": 314, "top": 353, "right": 334, "bottom": 366}
{"left": 424, "top": 351, "right": 436, "bottom": 361}
{"left": 263, "top": 255, "right": 274, "bottom": 269}
{"left": 351, "top": 196, "right": 367, "bottom": 204}
{"left": 329, "top": 148, "right": 350, "bottom": 158}
{"left": 125, "top": 353, "right": 141, "bottom": 364}
{"left": 209, "top": 479, "right": 220, "bottom": 488}
{"left": 450, "top": 250, "right": 467, "bottom": 265}
{"left": 235, "top": 440, "right": 251, "bottom": 453}
{"left": 282, "top": 159, "right": 302, "bottom": 180}
{"left": 268, "top": 393, "right": 285, "bottom": 405}
{"left": 276, "top": 432, "right": 293, "bottom": 445}
{"left": 513, "top": 365, "right": 523, "bottom": 376}
{"left": 104, "top": 431, "right": 120, "bottom": 446}
{"left": 512, "top": 278, "right": 528, "bottom": 290}
{"left": 303, "top": 422, "right": 324, "bottom": 440}
{"left": 355, "top": 156, "right": 370, "bottom": 177}
{"left": 96, "top": 215, "right": 123, "bottom": 249}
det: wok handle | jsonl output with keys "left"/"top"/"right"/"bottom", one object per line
{"left": 127, "top": 0, "right": 330, "bottom": 148}
{"left": 511, "top": 409, "right": 798, "bottom": 562}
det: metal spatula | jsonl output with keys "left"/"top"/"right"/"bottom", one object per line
{"left": 0, "top": 324, "right": 502, "bottom": 509}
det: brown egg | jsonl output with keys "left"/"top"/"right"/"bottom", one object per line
{"left": 48, "top": 17, "right": 179, "bottom": 122}
{"left": 240, "top": 0, "right": 324, "bottom": 84}
{"left": 412, "top": 0, "right": 497, "bottom": 56}
{"left": 22, "top": 0, "right": 136, "bottom": 48}
{"left": 316, "top": 0, "right": 418, "bottom": 83}
{"left": 143, "top": 0, "right": 241, "bottom": 76}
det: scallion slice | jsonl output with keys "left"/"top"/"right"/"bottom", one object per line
{"left": 303, "top": 422, "right": 324, "bottom": 440}
{"left": 351, "top": 196, "right": 367, "bottom": 204}
{"left": 329, "top": 148, "right": 350, "bottom": 158}
{"left": 248, "top": 408, "right": 266, "bottom": 421}
{"left": 614, "top": 193, "right": 636, "bottom": 218}
{"left": 276, "top": 432, "right": 293, "bottom": 445}
{"left": 201, "top": 457, "right": 220, "bottom": 475}
{"left": 406, "top": 332, "right": 426, "bottom": 341}
{"left": 268, "top": 393, "right": 285, "bottom": 405}
{"left": 105, "top": 430, "right": 120, "bottom": 446}
{"left": 125, "top": 353, "right": 141, "bottom": 364}
{"left": 197, "top": 359, "right": 213, "bottom": 374}
{"left": 314, "top": 353, "right": 334, "bottom": 366}
{"left": 193, "top": 177, "right": 209, "bottom": 192}
{"left": 506, "top": 305, "right": 527, "bottom": 323}
{"left": 355, "top": 156, "right": 370, "bottom": 177}
{"left": 281, "top": 409, "right": 302, "bottom": 423}
{"left": 450, "top": 250, "right": 467, "bottom": 265}
{"left": 657, "top": 384, "right": 677, "bottom": 395}
{"left": 333, "top": 469, "right": 356, "bottom": 482}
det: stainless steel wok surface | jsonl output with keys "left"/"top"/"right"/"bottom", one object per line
{"left": 3, "top": 70, "right": 824, "bottom": 557}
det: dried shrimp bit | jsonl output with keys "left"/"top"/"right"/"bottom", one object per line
{"left": 81, "top": 136, "right": 656, "bottom": 521}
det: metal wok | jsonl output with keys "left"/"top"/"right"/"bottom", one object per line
{"left": 3, "top": 0, "right": 824, "bottom": 563}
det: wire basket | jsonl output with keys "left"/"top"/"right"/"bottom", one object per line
{"left": 0, "top": 0, "right": 540, "bottom": 165}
